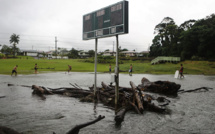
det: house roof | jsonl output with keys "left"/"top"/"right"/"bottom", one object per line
{"left": 20, "top": 50, "right": 44, "bottom": 53}
{"left": 120, "top": 51, "right": 138, "bottom": 54}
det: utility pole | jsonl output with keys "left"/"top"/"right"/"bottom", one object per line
{"left": 55, "top": 36, "right": 57, "bottom": 59}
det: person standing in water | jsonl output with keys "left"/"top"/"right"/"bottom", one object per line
{"left": 34, "top": 63, "right": 38, "bottom": 74}
{"left": 109, "top": 64, "right": 111, "bottom": 73}
{"left": 68, "top": 65, "right": 72, "bottom": 73}
{"left": 11, "top": 65, "right": 18, "bottom": 76}
{"left": 179, "top": 64, "right": 184, "bottom": 78}
{"left": 129, "top": 64, "right": 133, "bottom": 76}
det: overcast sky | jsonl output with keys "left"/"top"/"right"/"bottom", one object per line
{"left": 0, "top": 0, "right": 214, "bottom": 52}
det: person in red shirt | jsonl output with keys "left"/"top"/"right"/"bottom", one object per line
{"left": 11, "top": 65, "right": 18, "bottom": 76}
{"left": 68, "top": 65, "right": 72, "bottom": 73}
{"left": 179, "top": 64, "right": 184, "bottom": 78}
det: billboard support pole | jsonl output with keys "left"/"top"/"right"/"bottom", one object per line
{"left": 115, "top": 35, "right": 119, "bottom": 112}
{"left": 94, "top": 38, "right": 98, "bottom": 96}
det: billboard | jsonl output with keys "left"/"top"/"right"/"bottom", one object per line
{"left": 83, "top": 0, "right": 129, "bottom": 40}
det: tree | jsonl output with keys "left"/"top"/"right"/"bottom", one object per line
{"left": 88, "top": 50, "right": 95, "bottom": 57}
{"left": 0, "top": 45, "right": 13, "bottom": 56}
{"left": 59, "top": 48, "right": 68, "bottom": 58}
{"left": 121, "top": 48, "right": 128, "bottom": 51}
{"left": 180, "top": 14, "right": 215, "bottom": 60}
{"left": 150, "top": 14, "right": 215, "bottom": 60}
{"left": 9, "top": 33, "right": 20, "bottom": 57}
{"left": 68, "top": 48, "right": 79, "bottom": 59}
{"left": 179, "top": 20, "right": 196, "bottom": 31}
{"left": 151, "top": 17, "right": 178, "bottom": 57}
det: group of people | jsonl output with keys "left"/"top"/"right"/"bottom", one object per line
{"left": 11, "top": 64, "right": 73, "bottom": 76}
{"left": 11, "top": 63, "right": 39, "bottom": 76}
{"left": 109, "top": 64, "right": 133, "bottom": 76}
{"left": 108, "top": 64, "right": 184, "bottom": 78}
{"left": 11, "top": 63, "right": 184, "bottom": 78}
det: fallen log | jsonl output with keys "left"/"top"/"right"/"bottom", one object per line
{"left": 7, "top": 83, "right": 32, "bottom": 88}
{"left": 178, "top": 87, "right": 213, "bottom": 93}
{"left": 114, "top": 107, "right": 129, "bottom": 125}
{"left": 142, "top": 95, "right": 167, "bottom": 113}
{"left": 101, "top": 82, "right": 113, "bottom": 91}
{"left": 0, "top": 126, "right": 20, "bottom": 134}
{"left": 128, "top": 101, "right": 141, "bottom": 114}
{"left": 0, "top": 96, "right": 6, "bottom": 98}
{"left": 138, "top": 77, "right": 181, "bottom": 95}
{"left": 32, "top": 85, "right": 45, "bottom": 94}
{"left": 32, "top": 85, "right": 47, "bottom": 100}
{"left": 66, "top": 115, "right": 105, "bottom": 134}
{"left": 130, "top": 81, "right": 144, "bottom": 113}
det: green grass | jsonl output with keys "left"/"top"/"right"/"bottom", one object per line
{"left": 0, "top": 57, "right": 215, "bottom": 75}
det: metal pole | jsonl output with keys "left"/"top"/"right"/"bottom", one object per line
{"left": 55, "top": 36, "right": 57, "bottom": 59}
{"left": 94, "top": 38, "right": 98, "bottom": 95}
{"left": 115, "top": 35, "right": 119, "bottom": 110}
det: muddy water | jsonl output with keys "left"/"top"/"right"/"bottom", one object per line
{"left": 0, "top": 72, "right": 215, "bottom": 134}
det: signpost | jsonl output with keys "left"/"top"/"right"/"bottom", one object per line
{"left": 83, "top": 0, "right": 129, "bottom": 111}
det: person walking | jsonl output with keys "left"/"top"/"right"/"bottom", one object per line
{"left": 34, "top": 63, "right": 38, "bottom": 74}
{"left": 109, "top": 64, "right": 111, "bottom": 73}
{"left": 179, "top": 64, "right": 184, "bottom": 78}
{"left": 68, "top": 65, "right": 72, "bottom": 73}
{"left": 129, "top": 64, "right": 133, "bottom": 76}
{"left": 11, "top": 65, "right": 18, "bottom": 76}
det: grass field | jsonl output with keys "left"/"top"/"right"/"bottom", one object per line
{"left": 0, "top": 57, "right": 215, "bottom": 75}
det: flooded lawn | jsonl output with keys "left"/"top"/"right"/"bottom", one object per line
{"left": 0, "top": 72, "right": 215, "bottom": 134}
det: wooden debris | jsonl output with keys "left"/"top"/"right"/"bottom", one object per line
{"left": 178, "top": 87, "right": 213, "bottom": 93}
{"left": 0, "top": 126, "right": 20, "bottom": 134}
{"left": 7, "top": 77, "right": 184, "bottom": 125}
{"left": 66, "top": 115, "right": 105, "bottom": 134}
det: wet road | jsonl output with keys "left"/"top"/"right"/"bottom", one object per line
{"left": 0, "top": 72, "right": 215, "bottom": 134}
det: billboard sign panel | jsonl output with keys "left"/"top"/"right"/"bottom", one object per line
{"left": 83, "top": 1, "right": 129, "bottom": 40}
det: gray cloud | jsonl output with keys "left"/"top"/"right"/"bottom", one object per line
{"left": 0, "top": 0, "right": 214, "bottom": 52}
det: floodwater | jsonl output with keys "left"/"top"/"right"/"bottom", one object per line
{"left": 0, "top": 72, "right": 215, "bottom": 134}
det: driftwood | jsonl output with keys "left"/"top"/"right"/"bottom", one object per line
{"left": 178, "top": 87, "right": 213, "bottom": 93}
{"left": 130, "top": 81, "right": 144, "bottom": 113}
{"left": 66, "top": 115, "right": 105, "bottom": 134}
{"left": 138, "top": 77, "right": 181, "bottom": 95}
{"left": 32, "top": 85, "right": 51, "bottom": 100}
{"left": 7, "top": 83, "right": 32, "bottom": 88}
{"left": 0, "top": 126, "right": 20, "bottom": 134}
{"left": 128, "top": 101, "right": 141, "bottom": 114}
{"left": 1, "top": 116, "right": 104, "bottom": 134}
{"left": 0, "top": 96, "right": 6, "bottom": 98}
{"left": 5, "top": 77, "right": 214, "bottom": 133}
{"left": 6, "top": 77, "right": 186, "bottom": 125}
{"left": 114, "top": 107, "right": 129, "bottom": 125}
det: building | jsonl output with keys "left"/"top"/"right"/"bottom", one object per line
{"left": 78, "top": 50, "right": 89, "bottom": 58}
{"left": 120, "top": 51, "right": 138, "bottom": 57}
{"left": 103, "top": 51, "right": 116, "bottom": 56}
{"left": 21, "top": 50, "right": 39, "bottom": 57}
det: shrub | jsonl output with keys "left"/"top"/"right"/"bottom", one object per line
{"left": 0, "top": 53, "right": 5, "bottom": 58}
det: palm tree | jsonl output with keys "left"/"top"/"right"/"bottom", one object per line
{"left": 10, "top": 33, "right": 20, "bottom": 57}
